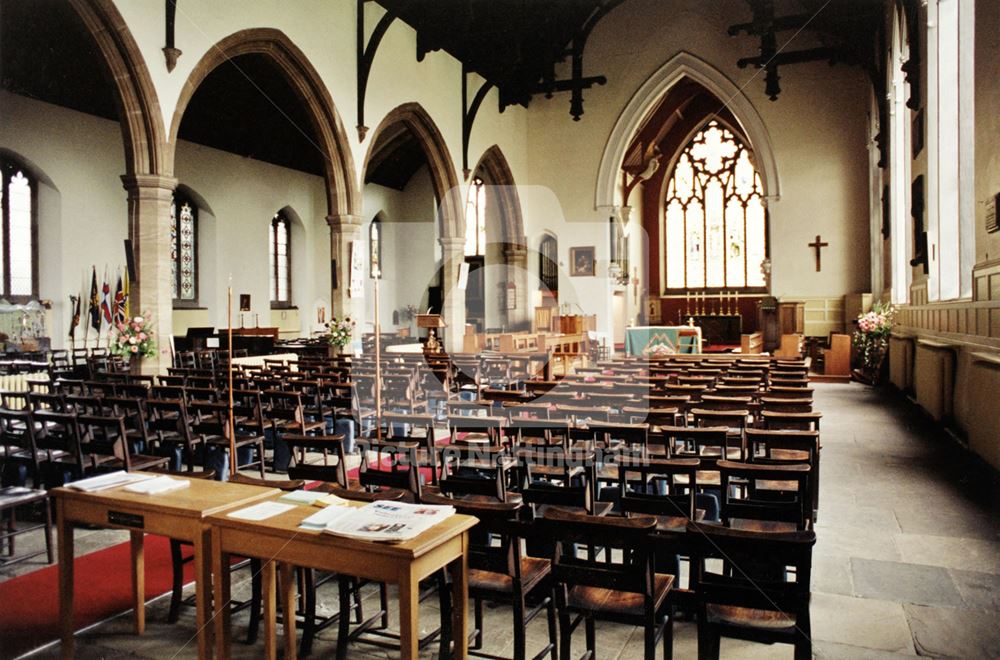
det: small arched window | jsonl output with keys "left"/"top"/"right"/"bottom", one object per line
{"left": 171, "top": 193, "right": 198, "bottom": 304}
{"left": 539, "top": 234, "right": 558, "bottom": 295}
{"left": 464, "top": 176, "right": 486, "bottom": 256}
{"left": 663, "top": 120, "right": 767, "bottom": 291}
{"left": 0, "top": 158, "right": 38, "bottom": 301}
{"left": 270, "top": 212, "right": 291, "bottom": 307}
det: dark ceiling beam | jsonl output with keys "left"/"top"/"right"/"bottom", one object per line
{"left": 356, "top": 0, "right": 396, "bottom": 141}
{"left": 727, "top": 13, "right": 813, "bottom": 37}
{"left": 163, "top": 0, "right": 181, "bottom": 72}
{"left": 461, "top": 64, "right": 495, "bottom": 179}
{"left": 737, "top": 46, "right": 841, "bottom": 69}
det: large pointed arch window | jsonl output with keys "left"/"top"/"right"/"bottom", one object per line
{"left": 269, "top": 212, "right": 291, "bottom": 307}
{"left": 662, "top": 120, "right": 767, "bottom": 291}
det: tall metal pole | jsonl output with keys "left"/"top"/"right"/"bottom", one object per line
{"left": 227, "top": 282, "right": 236, "bottom": 478}
{"left": 373, "top": 275, "right": 382, "bottom": 442}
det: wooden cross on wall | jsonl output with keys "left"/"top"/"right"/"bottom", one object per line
{"left": 809, "top": 235, "right": 829, "bottom": 272}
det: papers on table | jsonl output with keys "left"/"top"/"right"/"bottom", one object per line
{"left": 123, "top": 476, "right": 190, "bottom": 495}
{"left": 312, "top": 493, "right": 349, "bottom": 507}
{"left": 227, "top": 501, "right": 296, "bottom": 521}
{"left": 278, "top": 489, "right": 325, "bottom": 505}
{"left": 67, "top": 471, "right": 155, "bottom": 492}
{"left": 299, "top": 504, "right": 354, "bottom": 531}
{"left": 322, "top": 501, "right": 456, "bottom": 543}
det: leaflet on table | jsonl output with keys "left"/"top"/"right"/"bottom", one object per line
{"left": 67, "top": 471, "right": 155, "bottom": 492}
{"left": 299, "top": 504, "right": 355, "bottom": 531}
{"left": 322, "top": 501, "right": 455, "bottom": 542}
{"left": 278, "top": 489, "right": 325, "bottom": 505}
{"left": 123, "top": 475, "right": 190, "bottom": 495}
{"left": 227, "top": 501, "right": 297, "bottom": 521}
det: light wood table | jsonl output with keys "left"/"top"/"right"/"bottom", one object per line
{"left": 53, "top": 476, "right": 279, "bottom": 660}
{"left": 207, "top": 498, "right": 477, "bottom": 660}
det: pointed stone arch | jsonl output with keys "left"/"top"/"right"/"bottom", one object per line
{"left": 362, "top": 103, "right": 463, "bottom": 239}
{"left": 67, "top": 0, "right": 166, "bottom": 177}
{"left": 596, "top": 51, "right": 780, "bottom": 210}
{"left": 469, "top": 145, "right": 525, "bottom": 245}
{"left": 168, "top": 28, "right": 359, "bottom": 218}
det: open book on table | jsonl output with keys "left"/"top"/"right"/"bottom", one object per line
{"left": 302, "top": 500, "right": 456, "bottom": 543}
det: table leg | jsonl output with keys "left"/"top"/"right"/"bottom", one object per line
{"left": 212, "top": 527, "right": 231, "bottom": 660}
{"left": 130, "top": 531, "right": 145, "bottom": 635}
{"left": 57, "top": 500, "right": 74, "bottom": 660}
{"left": 398, "top": 568, "right": 420, "bottom": 660}
{"left": 262, "top": 560, "right": 277, "bottom": 660}
{"left": 279, "top": 562, "right": 297, "bottom": 660}
{"left": 449, "top": 533, "right": 469, "bottom": 660}
{"left": 193, "top": 529, "right": 213, "bottom": 659}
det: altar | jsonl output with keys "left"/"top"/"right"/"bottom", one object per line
{"left": 624, "top": 325, "right": 702, "bottom": 356}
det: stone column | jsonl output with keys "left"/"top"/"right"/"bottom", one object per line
{"left": 438, "top": 237, "right": 466, "bottom": 353}
{"left": 502, "top": 243, "right": 528, "bottom": 329}
{"left": 121, "top": 174, "right": 177, "bottom": 376}
{"left": 327, "top": 215, "right": 365, "bottom": 326}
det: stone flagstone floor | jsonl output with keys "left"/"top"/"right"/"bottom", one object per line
{"left": 3, "top": 382, "right": 999, "bottom": 658}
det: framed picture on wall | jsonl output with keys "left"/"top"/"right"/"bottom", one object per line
{"left": 570, "top": 246, "right": 596, "bottom": 277}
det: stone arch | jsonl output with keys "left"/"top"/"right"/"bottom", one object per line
{"left": 469, "top": 145, "right": 525, "bottom": 245}
{"left": 67, "top": 0, "right": 167, "bottom": 177}
{"left": 362, "top": 103, "right": 463, "bottom": 239}
{"left": 596, "top": 51, "right": 780, "bottom": 210}
{"left": 168, "top": 28, "right": 359, "bottom": 218}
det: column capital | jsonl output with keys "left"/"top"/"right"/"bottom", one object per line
{"left": 327, "top": 214, "right": 363, "bottom": 230}
{"left": 502, "top": 243, "right": 528, "bottom": 260}
{"left": 439, "top": 236, "right": 465, "bottom": 252}
{"left": 120, "top": 173, "right": 178, "bottom": 194}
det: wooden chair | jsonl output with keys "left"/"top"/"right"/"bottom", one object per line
{"left": 76, "top": 414, "right": 169, "bottom": 472}
{"left": 687, "top": 522, "right": 816, "bottom": 660}
{"left": 541, "top": 507, "right": 674, "bottom": 660}
{"left": 718, "top": 460, "right": 812, "bottom": 532}
{"left": 145, "top": 399, "right": 201, "bottom": 472}
{"left": 188, "top": 400, "right": 266, "bottom": 478}
{"left": 421, "top": 493, "right": 558, "bottom": 660}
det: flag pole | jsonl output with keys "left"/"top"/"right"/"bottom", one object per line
{"left": 227, "top": 277, "right": 236, "bottom": 479}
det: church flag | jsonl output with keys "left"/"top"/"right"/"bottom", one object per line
{"left": 68, "top": 294, "right": 81, "bottom": 340}
{"left": 112, "top": 272, "right": 126, "bottom": 325}
{"left": 100, "top": 267, "right": 112, "bottom": 326}
{"left": 88, "top": 266, "right": 101, "bottom": 333}
{"left": 122, "top": 267, "right": 130, "bottom": 320}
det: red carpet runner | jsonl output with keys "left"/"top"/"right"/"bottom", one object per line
{"left": 0, "top": 534, "right": 191, "bottom": 660}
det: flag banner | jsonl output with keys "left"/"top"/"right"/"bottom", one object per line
{"left": 112, "top": 272, "right": 125, "bottom": 325}
{"left": 68, "top": 295, "right": 81, "bottom": 339}
{"left": 100, "top": 270, "right": 112, "bottom": 326}
{"left": 89, "top": 266, "right": 101, "bottom": 332}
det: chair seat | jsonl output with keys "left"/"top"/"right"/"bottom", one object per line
{"left": 469, "top": 556, "right": 550, "bottom": 596}
{"left": 729, "top": 518, "right": 799, "bottom": 533}
{"left": 755, "top": 479, "right": 800, "bottom": 492}
{"left": 567, "top": 573, "right": 673, "bottom": 617}
{"left": 705, "top": 604, "right": 796, "bottom": 631}
{"left": 768, "top": 448, "right": 810, "bottom": 461}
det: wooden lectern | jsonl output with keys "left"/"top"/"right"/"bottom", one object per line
{"left": 416, "top": 314, "right": 446, "bottom": 352}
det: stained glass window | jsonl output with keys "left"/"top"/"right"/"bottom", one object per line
{"left": 0, "top": 159, "right": 37, "bottom": 300}
{"left": 663, "top": 121, "right": 767, "bottom": 291}
{"left": 464, "top": 176, "right": 486, "bottom": 256}
{"left": 171, "top": 194, "right": 197, "bottom": 303}
{"left": 270, "top": 212, "right": 291, "bottom": 306}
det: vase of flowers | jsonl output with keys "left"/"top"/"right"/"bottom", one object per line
{"left": 325, "top": 316, "right": 355, "bottom": 355}
{"left": 110, "top": 314, "right": 157, "bottom": 371}
{"left": 852, "top": 301, "right": 895, "bottom": 385}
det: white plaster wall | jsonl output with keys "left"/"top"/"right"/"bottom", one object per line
{"left": 1, "top": 91, "right": 332, "bottom": 346}
{"left": 524, "top": 0, "right": 872, "bottom": 327}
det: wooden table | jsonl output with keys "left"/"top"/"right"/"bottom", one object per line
{"left": 53, "top": 476, "right": 279, "bottom": 659}
{"left": 207, "top": 498, "right": 477, "bottom": 660}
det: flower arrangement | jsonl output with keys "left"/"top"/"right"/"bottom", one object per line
{"left": 325, "top": 316, "right": 356, "bottom": 349}
{"left": 110, "top": 314, "right": 156, "bottom": 359}
{"left": 853, "top": 301, "right": 895, "bottom": 380}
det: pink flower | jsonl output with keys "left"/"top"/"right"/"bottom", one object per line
{"left": 130, "top": 345, "right": 139, "bottom": 353}
{"left": 138, "top": 332, "right": 147, "bottom": 340}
